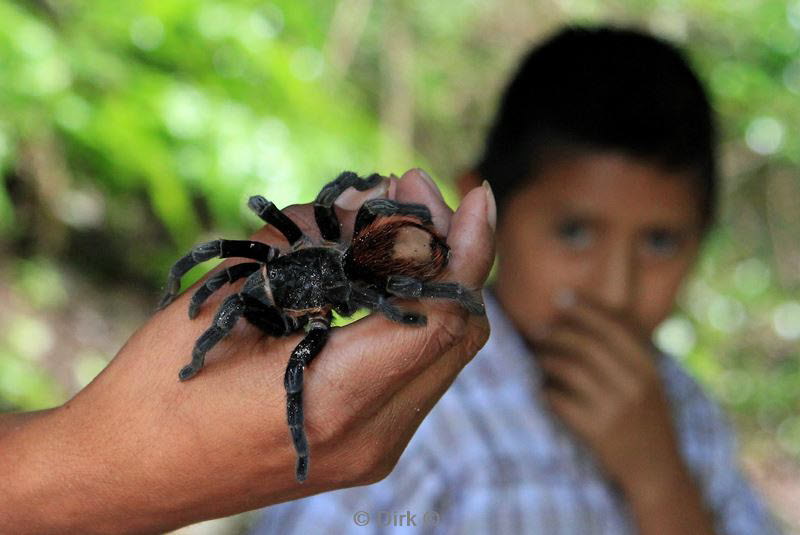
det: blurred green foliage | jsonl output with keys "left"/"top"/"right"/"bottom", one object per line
{"left": 0, "top": 0, "right": 798, "bottom": 470}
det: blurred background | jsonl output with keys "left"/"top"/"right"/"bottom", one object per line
{"left": 0, "top": 0, "right": 798, "bottom": 533}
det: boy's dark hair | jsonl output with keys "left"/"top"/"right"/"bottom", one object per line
{"left": 476, "top": 26, "right": 717, "bottom": 232}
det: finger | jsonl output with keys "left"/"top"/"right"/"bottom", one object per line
{"left": 332, "top": 174, "right": 400, "bottom": 243}
{"left": 534, "top": 325, "right": 635, "bottom": 390}
{"left": 554, "top": 292, "right": 652, "bottom": 374}
{"left": 253, "top": 204, "right": 316, "bottom": 244}
{"left": 442, "top": 183, "right": 496, "bottom": 290}
{"left": 333, "top": 175, "right": 392, "bottom": 210}
{"left": 394, "top": 168, "right": 453, "bottom": 236}
{"left": 537, "top": 352, "right": 605, "bottom": 407}
{"left": 540, "top": 387, "right": 591, "bottom": 438}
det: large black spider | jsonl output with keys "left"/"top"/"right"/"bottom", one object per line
{"left": 157, "top": 171, "right": 484, "bottom": 482}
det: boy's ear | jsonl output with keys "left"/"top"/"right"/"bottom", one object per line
{"left": 456, "top": 169, "right": 482, "bottom": 199}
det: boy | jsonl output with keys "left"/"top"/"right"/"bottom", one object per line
{"left": 254, "top": 26, "right": 780, "bottom": 534}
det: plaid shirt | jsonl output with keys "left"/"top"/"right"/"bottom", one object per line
{"left": 254, "top": 291, "right": 780, "bottom": 534}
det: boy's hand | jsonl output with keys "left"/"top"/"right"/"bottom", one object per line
{"left": 534, "top": 290, "right": 717, "bottom": 533}
{"left": 534, "top": 291, "right": 688, "bottom": 498}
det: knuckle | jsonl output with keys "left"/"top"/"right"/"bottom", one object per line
{"left": 465, "top": 316, "right": 490, "bottom": 354}
{"left": 350, "top": 444, "right": 396, "bottom": 486}
{"left": 306, "top": 412, "right": 342, "bottom": 450}
{"left": 625, "top": 378, "right": 649, "bottom": 405}
{"left": 628, "top": 369, "right": 658, "bottom": 399}
{"left": 345, "top": 410, "right": 405, "bottom": 485}
{"left": 370, "top": 331, "right": 427, "bottom": 385}
{"left": 450, "top": 315, "right": 490, "bottom": 371}
{"left": 367, "top": 448, "right": 401, "bottom": 484}
{"left": 306, "top": 390, "right": 363, "bottom": 449}
{"left": 427, "top": 308, "right": 468, "bottom": 356}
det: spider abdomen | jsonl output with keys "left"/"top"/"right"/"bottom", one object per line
{"left": 345, "top": 217, "right": 450, "bottom": 284}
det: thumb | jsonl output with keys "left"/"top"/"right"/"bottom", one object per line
{"left": 444, "top": 181, "right": 496, "bottom": 290}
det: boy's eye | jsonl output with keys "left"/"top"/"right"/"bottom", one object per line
{"left": 643, "top": 229, "right": 681, "bottom": 256}
{"left": 556, "top": 220, "right": 593, "bottom": 250}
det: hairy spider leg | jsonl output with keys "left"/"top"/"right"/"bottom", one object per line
{"left": 313, "top": 171, "right": 384, "bottom": 242}
{"left": 247, "top": 196, "right": 311, "bottom": 250}
{"left": 179, "top": 293, "right": 247, "bottom": 381}
{"left": 350, "top": 285, "right": 427, "bottom": 325}
{"left": 158, "top": 239, "right": 279, "bottom": 310}
{"left": 188, "top": 262, "right": 261, "bottom": 319}
{"left": 352, "top": 198, "right": 434, "bottom": 237}
{"left": 284, "top": 314, "right": 331, "bottom": 483}
{"left": 386, "top": 275, "right": 486, "bottom": 316}
{"left": 178, "top": 291, "right": 292, "bottom": 381}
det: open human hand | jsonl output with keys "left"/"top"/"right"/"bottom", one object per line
{"left": 1, "top": 169, "right": 496, "bottom": 535}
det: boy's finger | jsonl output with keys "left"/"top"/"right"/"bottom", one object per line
{"left": 554, "top": 294, "right": 651, "bottom": 374}
{"left": 534, "top": 326, "right": 633, "bottom": 389}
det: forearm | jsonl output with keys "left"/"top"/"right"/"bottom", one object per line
{"left": 0, "top": 406, "right": 87, "bottom": 534}
{"left": 0, "top": 395, "right": 297, "bottom": 534}
{"left": 0, "top": 402, "right": 160, "bottom": 534}
{"left": 623, "top": 462, "right": 716, "bottom": 535}
{"left": 0, "top": 409, "right": 71, "bottom": 531}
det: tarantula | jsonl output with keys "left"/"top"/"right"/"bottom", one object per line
{"left": 157, "top": 171, "right": 484, "bottom": 483}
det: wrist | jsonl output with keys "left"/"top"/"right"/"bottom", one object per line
{"left": 612, "top": 437, "right": 687, "bottom": 505}
{"left": 620, "top": 458, "right": 694, "bottom": 510}
{"left": 619, "top": 459, "right": 716, "bottom": 535}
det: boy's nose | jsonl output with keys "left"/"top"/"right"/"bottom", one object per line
{"left": 586, "top": 246, "right": 635, "bottom": 314}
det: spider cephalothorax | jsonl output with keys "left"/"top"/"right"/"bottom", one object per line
{"left": 157, "top": 171, "right": 484, "bottom": 483}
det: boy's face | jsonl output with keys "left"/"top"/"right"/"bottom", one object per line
{"left": 492, "top": 151, "right": 704, "bottom": 346}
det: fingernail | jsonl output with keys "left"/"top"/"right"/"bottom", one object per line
{"left": 482, "top": 180, "right": 496, "bottom": 231}
{"left": 553, "top": 288, "right": 575, "bottom": 309}
{"left": 416, "top": 168, "right": 446, "bottom": 202}
{"left": 387, "top": 176, "right": 398, "bottom": 200}
{"left": 333, "top": 177, "right": 390, "bottom": 209}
